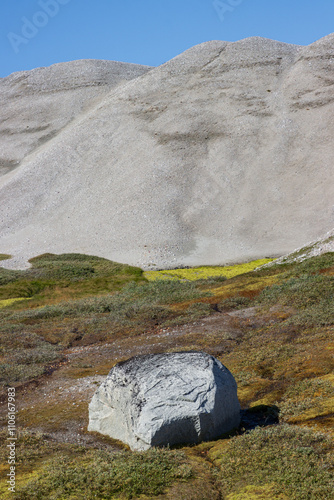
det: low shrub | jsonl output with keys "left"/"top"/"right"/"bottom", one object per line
{"left": 213, "top": 424, "right": 334, "bottom": 499}
{"left": 257, "top": 272, "right": 334, "bottom": 327}
{"left": 0, "top": 334, "right": 62, "bottom": 386}
{"left": 119, "top": 279, "right": 209, "bottom": 304}
{"left": 7, "top": 279, "right": 210, "bottom": 322}
{"left": 258, "top": 274, "right": 334, "bottom": 308}
{"left": 0, "top": 253, "right": 145, "bottom": 300}
{"left": 278, "top": 378, "right": 334, "bottom": 420}
{"left": 186, "top": 302, "right": 213, "bottom": 318}
{"left": 287, "top": 252, "right": 334, "bottom": 276}
{"left": 0, "top": 363, "right": 45, "bottom": 384}
{"left": 14, "top": 448, "right": 192, "bottom": 499}
{"left": 219, "top": 296, "right": 251, "bottom": 310}
{"left": 0, "top": 429, "right": 83, "bottom": 471}
{"left": 8, "top": 345, "right": 61, "bottom": 365}
{"left": 0, "top": 268, "right": 24, "bottom": 287}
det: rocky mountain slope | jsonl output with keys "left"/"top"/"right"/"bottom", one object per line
{"left": 0, "top": 59, "right": 152, "bottom": 176}
{"left": 268, "top": 227, "right": 334, "bottom": 265}
{"left": 0, "top": 34, "right": 333, "bottom": 269}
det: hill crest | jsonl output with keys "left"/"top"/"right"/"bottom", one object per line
{"left": 1, "top": 35, "right": 333, "bottom": 270}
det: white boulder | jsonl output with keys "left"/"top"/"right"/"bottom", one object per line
{"left": 88, "top": 351, "right": 240, "bottom": 451}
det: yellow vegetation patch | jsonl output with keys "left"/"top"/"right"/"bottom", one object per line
{"left": 65, "top": 361, "right": 114, "bottom": 379}
{"left": 144, "top": 258, "right": 275, "bottom": 281}
{"left": 0, "top": 297, "right": 29, "bottom": 308}
{"left": 206, "top": 440, "right": 231, "bottom": 464}
{"left": 0, "top": 470, "right": 40, "bottom": 499}
{"left": 321, "top": 373, "right": 334, "bottom": 383}
{"left": 237, "top": 379, "right": 274, "bottom": 406}
{"left": 226, "top": 484, "right": 288, "bottom": 499}
{"left": 286, "top": 374, "right": 334, "bottom": 432}
{"left": 249, "top": 392, "right": 282, "bottom": 407}
{"left": 18, "top": 400, "right": 88, "bottom": 432}
{"left": 208, "top": 274, "right": 279, "bottom": 299}
{"left": 289, "top": 400, "right": 334, "bottom": 422}
{"left": 169, "top": 273, "right": 280, "bottom": 312}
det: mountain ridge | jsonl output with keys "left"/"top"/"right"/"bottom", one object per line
{"left": 1, "top": 35, "right": 333, "bottom": 270}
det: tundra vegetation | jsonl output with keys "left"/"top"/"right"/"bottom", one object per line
{"left": 0, "top": 252, "right": 333, "bottom": 499}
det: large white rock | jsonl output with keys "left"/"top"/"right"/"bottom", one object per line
{"left": 88, "top": 352, "right": 240, "bottom": 451}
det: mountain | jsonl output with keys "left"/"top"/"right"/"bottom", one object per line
{"left": 1, "top": 35, "right": 333, "bottom": 269}
{"left": 269, "top": 227, "right": 334, "bottom": 265}
{"left": 0, "top": 59, "right": 152, "bottom": 176}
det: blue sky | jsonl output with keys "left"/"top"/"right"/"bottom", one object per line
{"left": 1, "top": 0, "right": 333, "bottom": 77}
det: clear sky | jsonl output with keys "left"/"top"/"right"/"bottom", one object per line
{"left": 1, "top": 0, "right": 333, "bottom": 78}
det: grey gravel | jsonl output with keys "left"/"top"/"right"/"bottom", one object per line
{"left": 263, "top": 227, "right": 334, "bottom": 266}
{"left": 1, "top": 35, "right": 334, "bottom": 270}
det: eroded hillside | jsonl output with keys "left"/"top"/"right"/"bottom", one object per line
{"left": 1, "top": 35, "right": 334, "bottom": 269}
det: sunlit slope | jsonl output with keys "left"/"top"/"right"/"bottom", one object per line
{"left": 0, "top": 59, "right": 152, "bottom": 176}
{"left": 1, "top": 35, "right": 333, "bottom": 270}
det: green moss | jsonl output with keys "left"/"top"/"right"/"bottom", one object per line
{"left": 0, "top": 254, "right": 11, "bottom": 261}
{"left": 0, "top": 253, "right": 145, "bottom": 301}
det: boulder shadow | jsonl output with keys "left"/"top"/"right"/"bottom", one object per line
{"left": 169, "top": 405, "right": 280, "bottom": 449}
{"left": 240, "top": 404, "right": 280, "bottom": 432}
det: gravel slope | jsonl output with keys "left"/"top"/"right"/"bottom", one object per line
{"left": 0, "top": 35, "right": 333, "bottom": 270}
